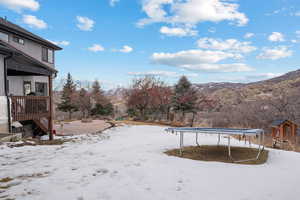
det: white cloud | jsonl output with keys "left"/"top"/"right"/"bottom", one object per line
{"left": 208, "top": 27, "right": 216, "bottom": 33}
{"left": 128, "top": 70, "right": 198, "bottom": 78}
{"left": 50, "top": 40, "right": 70, "bottom": 46}
{"left": 181, "top": 63, "right": 254, "bottom": 72}
{"left": 257, "top": 46, "right": 292, "bottom": 60}
{"left": 220, "top": 72, "right": 283, "bottom": 83}
{"left": 138, "top": 0, "right": 248, "bottom": 27}
{"left": 291, "top": 31, "right": 300, "bottom": 43}
{"left": 120, "top": 45, "right": 133, "bottom": 53}
{"left": 197, "top": 37, "right": 256, "bottom": 54}
{"left": 245, "top": 73, "right": 283, "bottom": 80}
{"left": 152, "top": 49, "right": 240, "bottom": 65}
{"left": 109, "top": 0, "right": 119, "bottom": 7}
{"left": 266, "top": 8, "right": 287, "bottom": 16}
{"left": 151, "top": 49, "right": 252, "bottom": 72}
{"left": 76, "top": 16, "right": 95, "bottom": 31}
{"left": 268, "top": 32, "right": 285, "bottom": 42}
{"left": 22, "top": 15, "right": 47, "bottom": 29}
{"left": 160, "top": 26, "right": 197, "bottom": 37}
{"left": 244, "top": 32, "right": 254, "bottom": 39}
{"left": 0, "top": 0, "right": 39, "bottom": 12}
{"left": 294, "top": 11, "right": 300, "bottom": 16}
{"left": 291, "top": 39, "right": 299, "bottom": 43}
{"left": 113, "top": 45, "right": 133, "bottom": 53}
{"left": 88, "top": 44, "right": 104, "bottom": 52}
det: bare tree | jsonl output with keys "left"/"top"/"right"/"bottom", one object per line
{"left": 125, "top": 76, "right": 158, "bottom": 120}
{"left": 76, "top": 88, "right": 92, "bottom": 119}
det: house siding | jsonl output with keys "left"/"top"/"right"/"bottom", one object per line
{"left": 7, "top": 76, "right": 49, "bottom": 96}
{"left": 0, "top": 55, "right": 8, "bottom": 133}
{"left": 8, "top": 34, "right": 55, "bottom": 69}
{"left": 0, "top": 55, "right": 5, "bottom": 96}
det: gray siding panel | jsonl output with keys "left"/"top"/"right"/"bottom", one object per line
{"left": 8, "top": 33, "right": 55, "bottom": 69}
{"left": 0, "top": 55, "right": 8, "bottom": 133}
{"left": 0, "top": 55, "right": 5, "bottom": 96}
{"left": 7, "top": 76, "right": 48, "bottom": 96}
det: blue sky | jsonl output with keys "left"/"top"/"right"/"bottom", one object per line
{"left": 0, "top": 0, "right": 300, "bottom": 89}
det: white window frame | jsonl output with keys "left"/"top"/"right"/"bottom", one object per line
{"left": 13, "top": 36, "right": 25, "bottom": 45}
{"left": 42, "top": 47, "right": 54, "bottom": 64}
{"left": 0, "top": 31, "right": 9, "bottom": 42}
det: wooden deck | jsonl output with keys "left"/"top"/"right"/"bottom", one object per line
{"left": 11, "top": 96, "right": 51, "bottom": 122}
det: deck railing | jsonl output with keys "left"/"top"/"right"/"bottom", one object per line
{"left": 11, "top": 96, "right": 51, "bottom": 122}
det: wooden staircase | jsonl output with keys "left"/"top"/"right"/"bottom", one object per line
{"left": 10, "top": 96, "right": 52, "bottom": 136}
{"left": 272, "top": 138, "right": 296, "bottom": 151}
{"left": 33, "top": 118, "right": 49, "bottom": 134}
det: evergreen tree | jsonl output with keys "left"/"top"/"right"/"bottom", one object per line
{"left": 57, "top": 73, "right": 78, "bottom": 119}
{"left": 172, "top": 76, "right": 198, "bottom": 119}
{"left": 91, "top": 80, "right": 106, "bottom": 105}
{"left": 91, "top": 103, "right": 114, "bottom": 116}
{"left": 90, "top": 80, "right": 114, "bottom": 117}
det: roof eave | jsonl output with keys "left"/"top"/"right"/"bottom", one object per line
{"left": 0, "top": 40, "right": 58, "bottom": 74}
{"left": 0, "top": 24, "right": 62, "bottom": 51}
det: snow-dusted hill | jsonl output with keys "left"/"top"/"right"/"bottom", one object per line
{"left": 1, "top": 125, "right": 300, "bottom": 200}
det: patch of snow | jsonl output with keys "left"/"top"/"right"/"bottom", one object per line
{"left": 0, "top": 125, "right": 300, "bottom": 200}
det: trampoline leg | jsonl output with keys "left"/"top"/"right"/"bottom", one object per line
{"left": 180, "top": 132, "right": 184, "bottom": 156}
{"left": 196, "top": 133, "right": 200, "bottom": 146}
{"left": 228, "top": 136, "right": 232, "bottom": 159}
{"left": 262, "top": 131, "right": 265, "bottom": 151}
{"left": 217, "top": 134, "right": 221, "bottom": 146}
{"left": 249, "top": 138, "right": 251, "bottom": 148}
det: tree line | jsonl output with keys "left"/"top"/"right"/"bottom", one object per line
{"left": 56, "top": 73, "right": 300, "bottom": 134}
{"left": 57, "top": 73, "right": 113, "bottom": 119}
{"left": 125, "top": 75, "right": 300, "bottom": 133}
{"left": 125, "top": 75, "right": 214, "bottom": 126}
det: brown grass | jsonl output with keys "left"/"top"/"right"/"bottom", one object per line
{"left": 165, "top": 145, "right": 269, "bottom": 165}
{"left": 112, "top": 120, "right": 186, "bottom": 127}
{"left": 8, "top": 139, "right": 69, "bottom": 148}
{"left": 35, "top": 139, "right": 67, "bottom": 145}
{"left": 0, "top": 177, "right": 13, "bottom": 183}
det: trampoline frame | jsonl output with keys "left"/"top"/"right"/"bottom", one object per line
{"left": 165, "top": 127, "right": 265, "bottom": 163}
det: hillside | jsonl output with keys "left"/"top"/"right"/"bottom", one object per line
{"left": 194, "top": 69, "right": 300, "bottom": 105}
{"left": 105, "top": 69, "right": 300, "bottom": 113}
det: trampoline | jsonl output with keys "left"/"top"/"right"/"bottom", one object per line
{"left": 165, "top": 127, "right": 265, "bottom": 163}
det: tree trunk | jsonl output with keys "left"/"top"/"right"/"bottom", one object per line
{"left": 69, "top": 111, "right": 72, "bottom": 120}
{"left": 166, "top": 107, "right": 170, "bottom": 121}
{"left": 190, "top": 112, "right": 196, "bottom": 127}
{"left": 181, "top": 112, "right": 185, "bottom": 122}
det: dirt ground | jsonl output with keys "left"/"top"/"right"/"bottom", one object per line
{"left": 165, "top": 145, "right": 269, "bottom": 165}
{"left": 54, "top": 120, "right": 111, "bottom": 136}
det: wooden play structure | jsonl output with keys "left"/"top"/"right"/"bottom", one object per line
{"left": 271, "top": 119, "right": 298, "bottom": 149}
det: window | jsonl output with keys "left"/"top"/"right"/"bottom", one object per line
{"left": 42, "top": 47, "right": 54, "bottom": 64}
{"left": 35, "top": 82, "right": 48, "bottom": 96}
{"left": 13, "top": 36, "right": 25, "bottom": 45}
{"left": 23, "top": 81, "right": 32, "bottom": 95}
{"left": 0, "top": 31, "right": 8, "bottom": 42}
{"left": 42, "top": 47, "right": 47, "bottom": 62}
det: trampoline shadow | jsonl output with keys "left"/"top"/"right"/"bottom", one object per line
{"left": 165, "top": 145, "right": 269, "bottom": 165}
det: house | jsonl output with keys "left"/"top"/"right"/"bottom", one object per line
{"left": 0, "top": 17, "right": 62, "bottom": 140}
{"left": 271, "top": 119, "right": 298, "bottom": 138}
{"left": 271, "top": 119, "right": 298, "bottom": 148}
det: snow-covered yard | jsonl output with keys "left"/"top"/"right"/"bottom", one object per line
{"left": 1, "top": 125, "right": 300, "bottom": 200}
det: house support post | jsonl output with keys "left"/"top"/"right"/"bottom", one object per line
{"left": 48, "top": 75, "right": 53, "bottom": 140}
{"left": 4, "top": 53, "right": 13, "bottom": 133}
